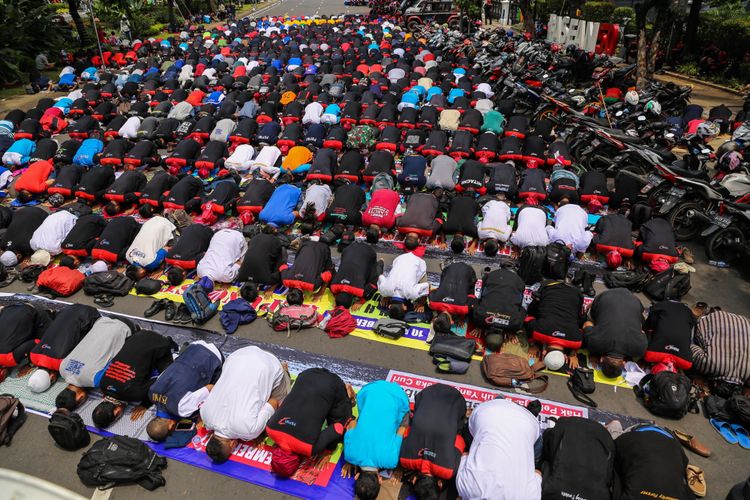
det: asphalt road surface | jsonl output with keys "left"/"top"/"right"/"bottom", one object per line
{"left": 1, "top": 5, "right": 749, "bottom": 500}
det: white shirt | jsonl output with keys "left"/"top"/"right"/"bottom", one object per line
{"left": 302, "top": 102, "right": 324, "bottom": 125}
{"left": 511, "top": 206, "right": 549, "bottom": 248}
{"left": 118, "top": 116, "right": 141, "bottom": 139}
{"left": 224, "top": 144, "right": 256, "bottom": 171}
{"left": 546, "top": 203, "right": 593, "bottom": 254}
{"left": 126, "top": 216, "right": 175, "bottom": 267}
{"left": 251, "top": 146, "right": 282, "bottom": 178}
{"left": 200, "top": 346, "right": 286, "bottom": 440}
{"left": 377, "top": 251, "right": 430, "bottom": 301}
{"left": 456, "top": 399, "right": 541, "bottom": 500}
{"left": 60, "top": 317, "right": 131, "bottom": 388}
{"left": 175, "top": 340, "right": 223, "bottom": 418}
{"left": 30, "top": 210, "right": 78, "bottom": 255}
{"left": 478, "top": 200, "right": 512, "bottom": 242}
{"left": 300, "top": 184, "right": 332, "bottom": 218}
{"left": 197, "top": 229, "right": 247, "bottom": 283}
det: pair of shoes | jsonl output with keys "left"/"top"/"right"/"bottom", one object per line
{"left": 172, "top": 304, "right": 192, "bottom": 324}
{"left": 686, "top": 465, "right": 707, "bottom": 497}
{"left": 710, "top": 418, "right": 750, "bottom": 449}
{"left": 572, "top": 269, "right": 596, "bottom": 296}
{"left": 145, "top": 299, "right": 167, "bottom": 318}
{"left": 672, "top": 429, "right": 712, "bottom": 457}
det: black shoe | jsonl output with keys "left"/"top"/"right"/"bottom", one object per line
{"left": 164, "top": 300, "right": 177, "bottom": 321}
{"left": 376, "top": 259, "right": 385, "bottom": 276}
{"left": 144, "top": 299, "right": 167, "bottom": 318}
{"left": 174, "top": 304, "right": 192, "bottom": 324}
{"left": 572, "top": 268, "right": 585, "bottom": 287}
{"left": 582, "top": 270, "right": 596, "bottom": 297}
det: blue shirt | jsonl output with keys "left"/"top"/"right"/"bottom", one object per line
{"left": 344, "top": 381, "right": 409, "bottom": 470}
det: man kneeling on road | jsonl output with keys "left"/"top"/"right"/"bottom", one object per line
{"left": 146, "top": 340, "right": 224, "bottom": 442}
{"left": 200, "top": 346, "right": 291, "bottom": 463}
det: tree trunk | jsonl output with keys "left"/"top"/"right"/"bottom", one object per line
{"left": 68, "top": 0, "right": 91, "bottom": 46}
{"left": 647, "top": 29, "right": 661, "bottom": 76}
{"left": 209, "top": 0, "right": 218, "bottom": 11}
{"left": 684, "top": 0, "right": 701, "bottom": 54}
{"left": 519, "top": 0, "right": 534, "bottom": 34}
{"left": 168, "top": 0, "right": 177, "bottom": 28}
{"left": 636, "top": 26, "right": 650, "bottom": 89}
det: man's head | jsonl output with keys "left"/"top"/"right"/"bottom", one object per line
{"left": 413, "top": 474, "right": 440, "bottom": 500}
{"left": 146, "top": 417, "right": 177, "bottom": 442}
{"left": 335, "top": 292, "right": 353, "bottom": 309}
{"left": 28, "top": 368, "right": 55, "bottom": 393}
{"left": 432, "top": 312, "right": 452, "bottom": 334}
{"left": 404, "top": 232, "right": 419, "bottom": 251}
{"left": 205, "top": 434, "right": 235, "bottom": 463}
{"left": 59, "top": 255, "right": 80, "bottom": 269}
{"left": 286, "top": 287, "right": 304, "bottom": 306}
{"left": 355, "top": 471, "right": 382, "bottom": 500}
{"left": 104, "top": 201, "right": 121, "bottom": 216}
{"left": 139, "top": 203, "right": 154, "bottom": 219}
{"left": 92, "top": 400, "right": 125, "bottom": 428}
{"left": 388, "top": 302, "right": 406, "bottom": 320}
{"left": 126, "top": 264, "right": 147, "bottom": 281}
{"left": 55, "top": 385, "right": 88, "bottom": 411}
{"left": 366, "top": 224, "right": 380, "bottom": 244}
{"left": 600, "top": 354, "right": 625, "bottom": 379}
{"left": 270, "top": 445, "right": 301, "bottom": 477}
{"left": 17, "top": 190, "right": 33, "bottom": 205}
{"left": 240, "top": 281, "right": 259, "bottom": 303}
{"left": 167, "top": 266, "right": 186, "bottom": 286}
{"left": 450, "top": 234, "right": 465, "bottom": 254}
{"left": 483, "top": 238, "right": 499, "bottom": 257}
{"left": 543, "top": 347, "right": 566, "bottom": 371}
{"left": 299, "top": 221, "right": 314, "bottom": 235}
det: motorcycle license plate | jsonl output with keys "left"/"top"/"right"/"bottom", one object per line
{"left": 714, "top": 215, "right": 732, "bottom": 228}
{"left": 591, "top": 139, "right": 600, "bottom": 147}
{"left": 647, "top": 173, "right": 664, "bottom": 186}
{"left": 669, "top": 187, "right": 686, "bottom": 198}
{"left": 641, "top": 183, "right": 655, "bottom": 194}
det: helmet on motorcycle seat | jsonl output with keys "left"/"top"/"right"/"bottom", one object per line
{"left": 697, "top": 120, "right": 720, "bottom": 139}
{"left": 716, "top": 140, "right": 739, "bottom": 161}
{"left": 625, "top": 90, "right": 639, "bottom": 106}
{"left": 733, "top": 123, "right": 750, "bottom": 143}
{"left": 719, "top": 150, "right": 742, "bottom": 172}
{"left": 645, "top": 100, "right": 662, "bottom": 115}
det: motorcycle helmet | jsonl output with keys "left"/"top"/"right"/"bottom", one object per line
{"left": 696, "top": 120, "right": 720, "bottom": 139}
{"left": 625, "top": 90, "right": 639, "bottom": 106}
{"left": 720, "top": 172, "right": 750, "bottom": 198}
{"left": 733, "top": 123, "right": 750, "bottom": 144}
{"left": 645, "top": 100, "right": 661, "bottom": 116}
{"left": 718, "top": 150, "right": 742, "bottom": 172}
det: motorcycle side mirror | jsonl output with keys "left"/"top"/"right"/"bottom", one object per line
{"left": 637, "top": 115, "right": 647, "bottom": 121}
{"left": 702, "top": 148, "right": 711, "bottom": 154}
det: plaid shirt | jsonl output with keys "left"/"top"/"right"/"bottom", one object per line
{"left": 691, "top": 311, "right": 750, "bottom": 386}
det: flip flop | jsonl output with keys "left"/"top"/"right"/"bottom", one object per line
{"left": 730, "top": 423, "right": 750, "bottom": 450}
{"left": 710, "top": 418, "right": 738, "bottom": 445}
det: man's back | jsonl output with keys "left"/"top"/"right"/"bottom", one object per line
{"left": 60, "top": 317, "right": 131, "bottom": 388}
{"left": 587, "top": 288, "right": 646, "bottom": 358}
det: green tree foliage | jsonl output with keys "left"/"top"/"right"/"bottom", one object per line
{"left": 582, "top": 1, "right": 615, "bottom": 22}
{"left": 0, "top": 0, "right": 67, "bottom": 85}
{"left": 613, "top": 6, "right": 635, "bottom": 29}
{"left": 454, "top": 0, "right": 481, "bottom": 19}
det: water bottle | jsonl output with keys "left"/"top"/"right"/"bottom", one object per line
{"left": 708, "top": 260, "right": 730, "bottom": 268}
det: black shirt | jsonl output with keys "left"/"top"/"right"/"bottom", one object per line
{"left": 237, "top": 232, "right": 287, "bottom": 285}
{"left": 266, "top": 367, "right": 352, "bottom": 456}
{"left": 51, "top": 164, "right": 83, "bottom": 193}
{"left": 238, "top": 179, "right": 275, "bottom": 211}
{"left": 165, "top": 175, "right": 203, "bottom": 206}
{"left": 140, "top": 171, "right": 177, "bottom": 203}
{"left": 1, "top": 206, "right": 48, "bottom": 255}
{"left": 0, "top": 303, "right": 51, "bottom": 358}
{"left": 638, "top": 218, "right": 677, "bottom": 257}
{"left": 61, "top": 214, "right": 107, "bottom": 254}
{"left": 30, "top": 304, "right": 99, "bottom": 367}
{"left": 281, "top": 239, "right": 334, "bottom": 290}
{"left": 92, "top": 216, "right": 140, "bottom": 261}
{"left": 99, "top": 330, "right": 176, "bottom": 405}
{"left": 593, "top": 213, "right": 634, "bottom": 249}
{"left": 166, "top": 223, "right": 214, "bottom": 268}
{"left": 585, "top": 288, "right": 647, "bottom": 358}
{"left": 429, "top": 262, "right": 476, "bottom": 311}
{"left": 644, "top": 300, "right": 695, "bottom": 364}
{"left": 105, "top": 170, "right": 147, "bottom": 198}
{"left": 330, "top": 241, "right": 378, "bottom": 297}
{"left": 529, "top": 281, "right": 584, "bottom": 346}
{"left": 326, "top": 183, "right": 365, "bottom": 225}
{"left": 474, "top": 268, "right": 526, "bottom": 330}
{"left": 77, "top": 166, "right": 115, "bottom": 200}
{"left": 443, "top": 195, "right": 478, "bottom": 236}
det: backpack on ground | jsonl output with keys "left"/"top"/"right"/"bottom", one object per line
{"left": 37, "top": 266, "right": 86, "bottom": 297}
{"left": 636, "top": 371, "right": 692, "bottom": 419}
{"left": 541, "top": 416, "right": 615, "bottom": 500}
{"left": 481, "top": 353, "right": 548, "bottom": 393}
{"left": 48, "top": 408, "right": 90, "bottom": 451}
{"left": 543, "top": 241, "right": 571, "bottom": 280}
{"left": 517, "top": 245, "right": 547, "bottom": 285}
{"left": 83, "top": 271, "right": 134, "bottom": 297}
{"left": 183, "top": 283, "right": 218, "bottom": 324}
{"left": 373, "top": 318, "right": 408, "bottom": 340}
{"left": 604, "top": 269, "right": 652, "bottom": 292}
{"left": 0, "top": 394, "right": 26, "bottom": 446}
{"left": 727, "top": 395, "right": 750, "bottom": 427}
{"left": 77, "top": 436, "right": 167, "bottom": 490}
{"left": 267, "top": 304, "right": 319, "bottom": 336}
{"left": 643, "top": 267, "right": 691, "bottom": 301}
{"left": 346, "top": 125, "right": 377, "bottom": 150}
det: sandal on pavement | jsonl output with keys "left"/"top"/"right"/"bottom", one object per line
{"left": 673, "top": 429, "right": 712, "bottom": 457}
{"left": 686, "top": 465, "right": 706, "bottom": 498}
{"left": 730, "top": 423, "right": 750, "bottom": 450}
{"left": 709, "top": 418, "right": 738, "bottom": 445}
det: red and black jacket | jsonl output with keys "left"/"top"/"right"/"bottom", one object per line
{"left": 334, "top": 150, "right": 365, "bottom": 184}
{"left": 125, "top": 140, "right": 160, "bottom": 168}
{"left": 61, "top": 214, "right": 107, "bottom": 257}
{"left": 202, "top": 177, "right": 239, "bottom": 214}
{"left": 362, "top": 150, "right": 395, "bottom": 183}
{"left": 238, "top": 179, "right": 275, "bottom": 214}
{"left": 306, "top": 148, "right": 337, "bottom": 183}
{"left": 281, "top": 239, "right": 335, "bottom": 292}
{"left": 518, "top": 167, "right": 547, "bottom": 203}
{"left": 0, "top": 303, "right": 51, "bottom": 368}
{"left": 330, "top": 241, "right": 379, "bottom": 298}
{"left": 580, "top": 171, "right": 610, "bottom": 204}
{"left": 593, "top": 213, "right": 635, "bottom": 256}
{"left": 91, "top": 216, "right": 141, "bottom": 263}
{"left": 325, "top": 183, "right": 365, "bottom": 226}
{"left": 429, "top": 262, "right": 477, "bottom": 316}
{"left": 456, "top": 160, "right": 486, "bottom": 195}
{"left": 75, "top": 166, "right": 116, "bottom": 202}
{"left": 29, "top": 304, "right": 99, "bottom": 372}
{"left": 527, "top": 281, "right": 584, "bottom": 350}
{"left": 165, "top": 223, "right": 214, "bottom": 270}
{"left": 486, "top": 161, "right": 518, "bottom": 199}
{"left": 104, "top": 170, "right": 147, "bottom": 204}
{"left": 236, "top": 232, "right": 288, "bottom": 286}
{"left": 163, "top": 175, "right": 204, "bottom": 210}
{"left": 397, "top": 192, "right": 441, "bottom": 237}
{"left": 49, "top": 164, "right": 83, "bottom": 198}
{"left": 473, "top": 268, "right": 527, "bottom": 332}
{"left": 644, "top": 300, "right": 695, "bottom": 370}
{"left": 139, "top": 170, "right": 177, "bottom": 207}
{"left": 266, "top": 368, "right": 352, "bottom": 457}
{"left": 399, "top": 383, "right": 467, "bottom": 480}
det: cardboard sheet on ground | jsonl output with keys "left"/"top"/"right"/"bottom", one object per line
{"left": 1, "top": 293, "right": 645, "bottom": 499}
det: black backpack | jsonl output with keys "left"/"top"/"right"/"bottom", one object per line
{"left": 541, "top": 417, "right": 615, "bottom": 500}
{"left": 77, "top": 436, "right": 168, "bottom": 490}
{"left": 643, "top": 268, "right": 691, "bottom": 301}
{"left": 543, "top": 241, "right": 571, "bottom": 280}
{"left": 48, "top": 408, "right": 90, "bottom": 451}
{"left": 636, "top": 371, "right": 692, "bottom": 419}
{"left": 0, "top": 394, "right": 26, "bottom": 446}
{"left": 518, "top": 245, "right": 546, "bottom": 285}
{"left": 83, "top": 271, "right": 134, "bottom": 297}
{"left": 604, "top": 269, "right": 652, "bottom": 292}
{"left": 727, "top": 395, "right": 750, "bottom": 427}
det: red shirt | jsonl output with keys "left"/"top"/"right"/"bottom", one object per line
{"left": 362, "top": 189, "right": 400, "bottom": 229}
{"left": 15, "top": 160, "right": 54, "bottom": 194}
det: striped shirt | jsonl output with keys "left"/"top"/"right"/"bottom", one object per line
{"left": 691, "top": 311, "right": 750, "bottom": 385}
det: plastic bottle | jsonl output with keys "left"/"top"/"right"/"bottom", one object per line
{"left": 708, "top": 260, "right": 731, "bottom": 268}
